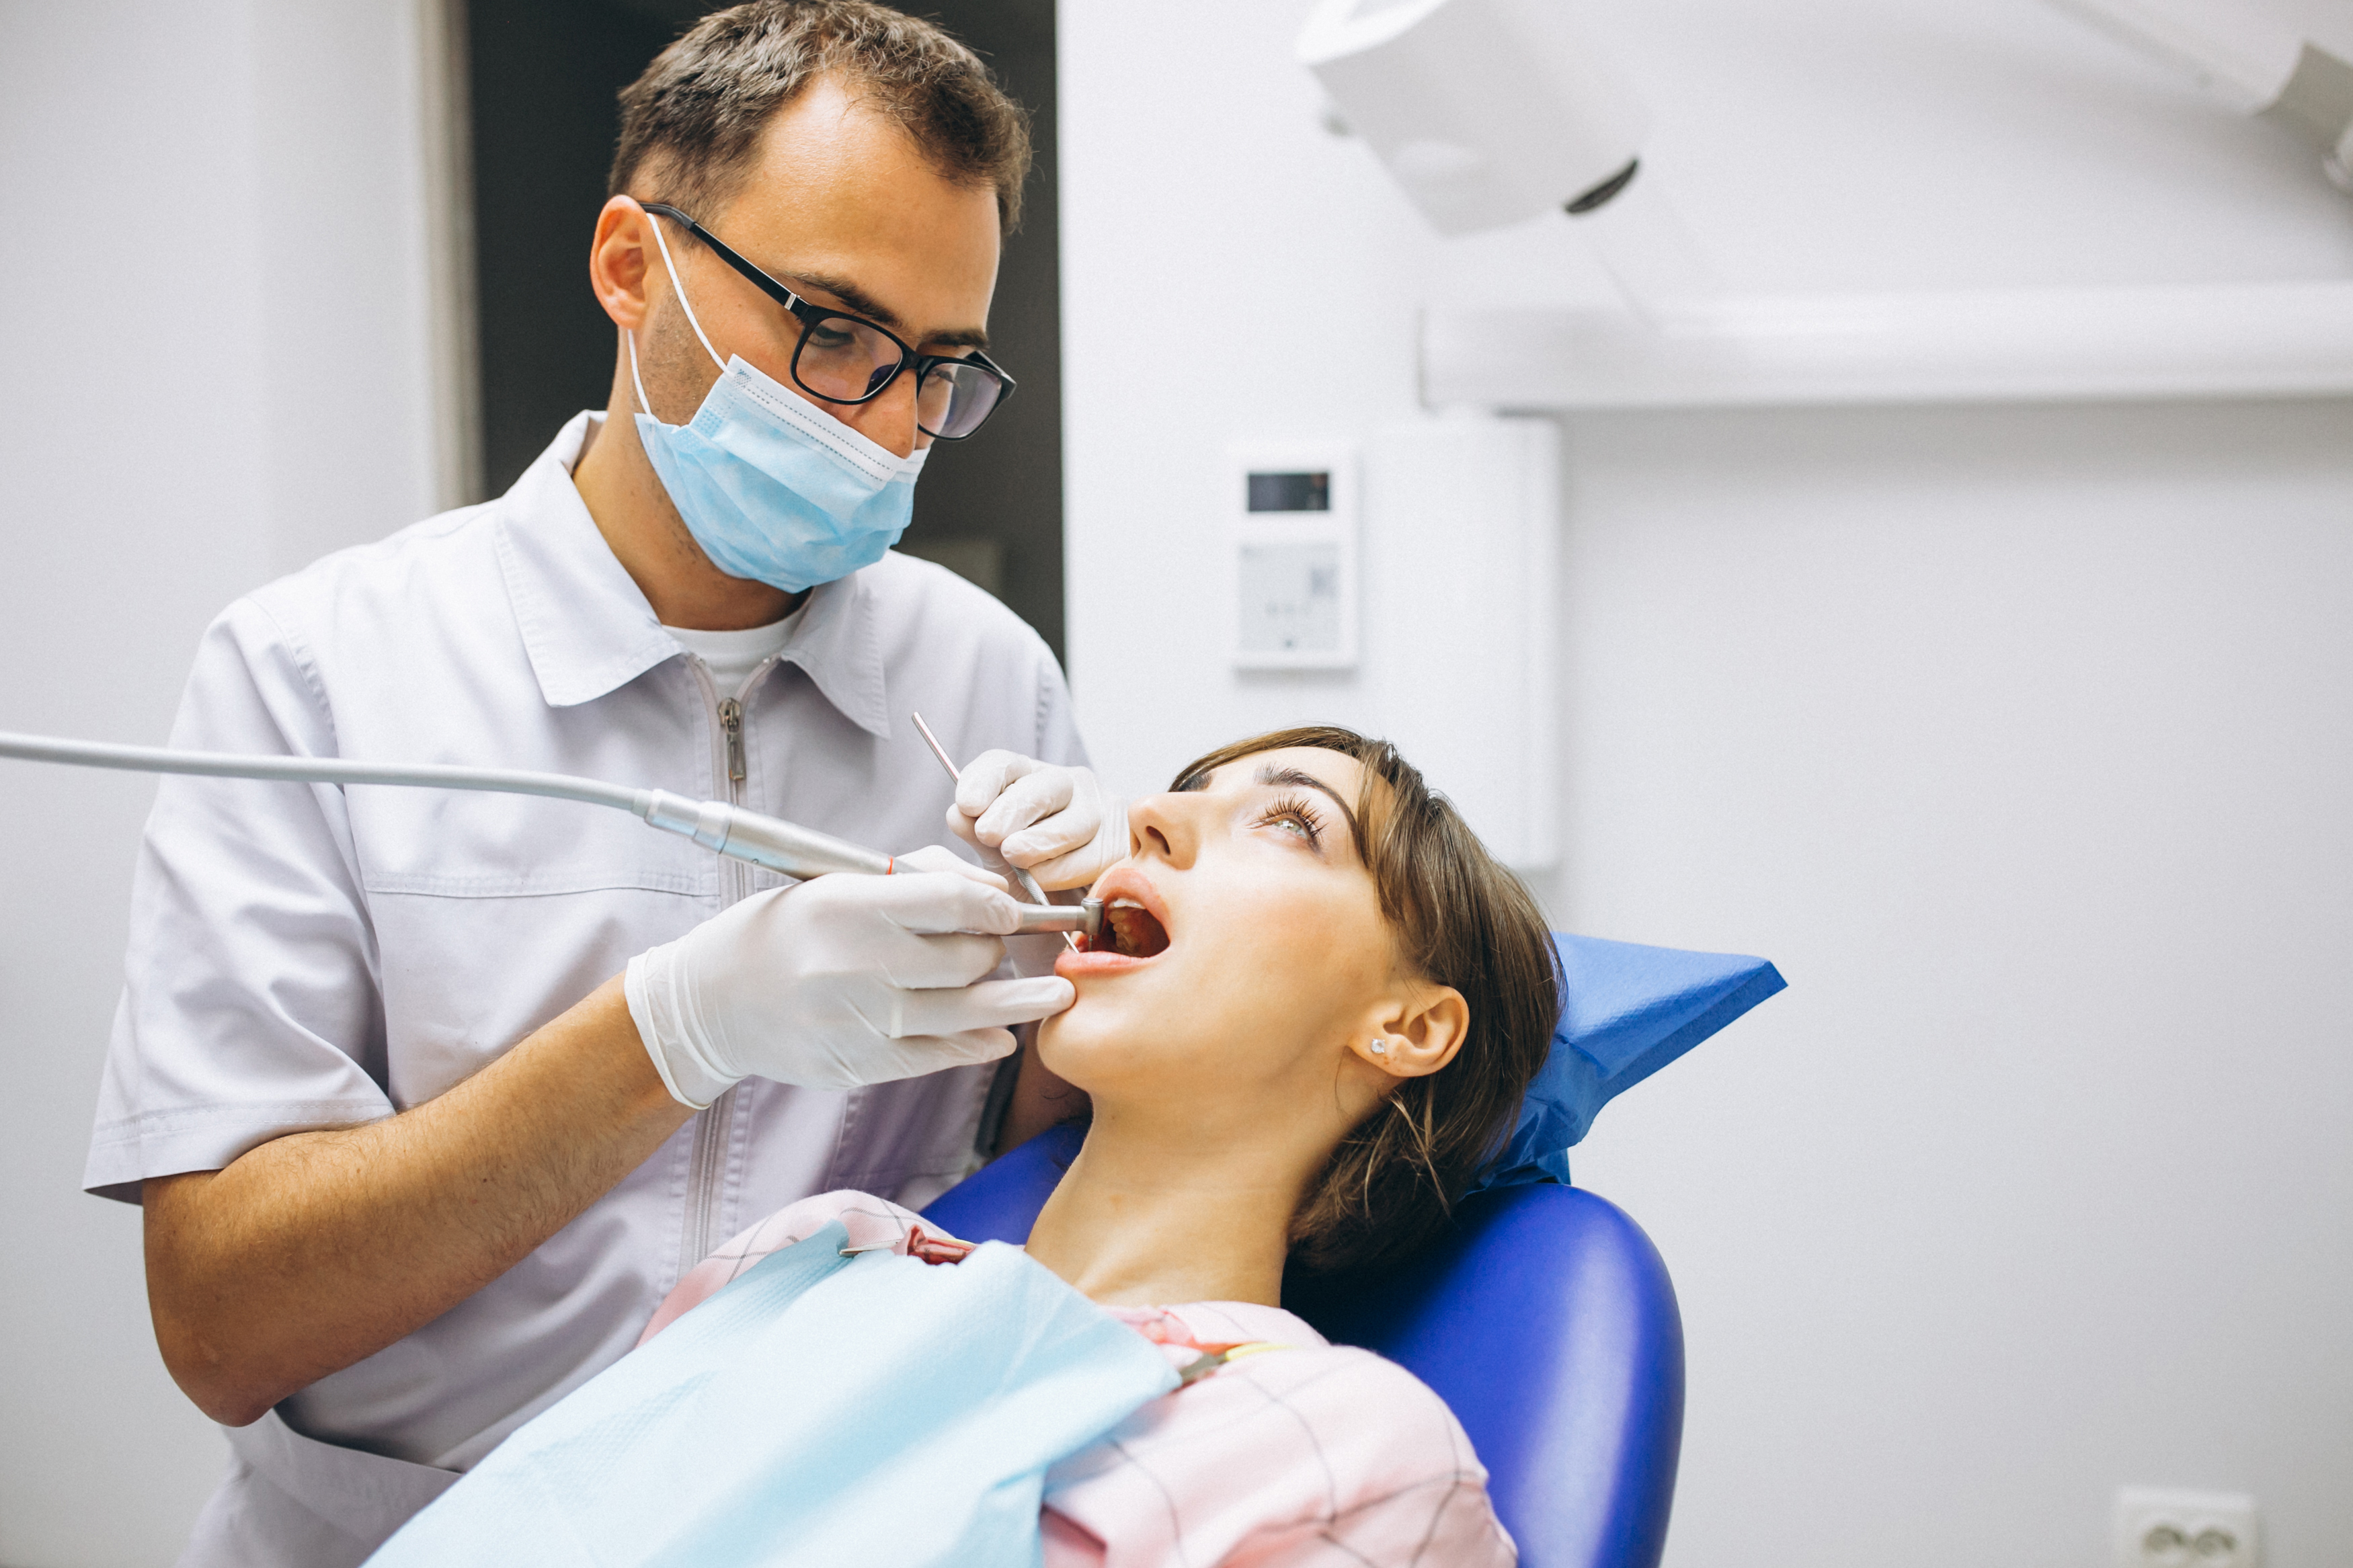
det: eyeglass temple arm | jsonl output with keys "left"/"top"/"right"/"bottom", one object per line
{"left": 639, "top": 201, "right": 811, "bottom": 316}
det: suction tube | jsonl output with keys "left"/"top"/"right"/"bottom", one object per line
{"left": 0, "top": 731, "right": 1102, "bottom": 939}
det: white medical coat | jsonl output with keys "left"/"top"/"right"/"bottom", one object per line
{"left": 81, "top": 413, "right": 1086, "bottom": 1555}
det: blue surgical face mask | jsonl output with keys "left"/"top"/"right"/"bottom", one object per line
{"left": 628, "top": 218, "right": 926, "bottom": 593}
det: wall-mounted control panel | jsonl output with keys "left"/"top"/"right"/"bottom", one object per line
{"left": 1229, "top": 444, "right": 1358, "bottom": 671}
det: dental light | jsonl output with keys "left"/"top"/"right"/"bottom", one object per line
{"left": 1295, "top": 0, "right": 1648, "bottom": 237}
{"left": 2044, "top": 0, "right": 2353, "bottom": 190}
{"left": 0, "top": 731, "right": 1103, "bottom": 939}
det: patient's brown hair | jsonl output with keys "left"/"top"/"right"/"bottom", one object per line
{"left": 1171, "top": 727, "right": 1560, "bottom": 1275}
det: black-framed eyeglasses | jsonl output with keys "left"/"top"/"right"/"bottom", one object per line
{"left": 642, "top": 201, "right": 1014, "bottom": 441}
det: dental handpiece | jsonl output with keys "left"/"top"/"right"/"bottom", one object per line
{"left": 0, "top": 731, "right": 1105, "bottom": 940}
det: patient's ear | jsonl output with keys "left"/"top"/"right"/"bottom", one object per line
{"left": 1349, "top": 985, "right": 1469, "bottom": 1079}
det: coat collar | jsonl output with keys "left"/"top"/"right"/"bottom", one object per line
{"left": 494, "top": 413, "right": 893, "bottom": 738}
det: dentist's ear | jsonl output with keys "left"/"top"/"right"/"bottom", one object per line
{"left": 589, "top": 196, "right": 657, "bottom": 331}
{"left": 1351, "top": 986, "right": 1468, "bottom": 1079}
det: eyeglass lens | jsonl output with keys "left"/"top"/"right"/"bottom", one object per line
{"left": 791, "top": 311, "right": 1004, "bottom": 438}
{"left": 791, "top": 314, "right": 904, "bottom": 404}
{"left": 916, "top": 358, "right": 1005, "bottom": 440}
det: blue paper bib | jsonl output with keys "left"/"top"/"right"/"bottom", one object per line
{"left": 368, "top": 1223, "right": 1178, "bottom": 1568}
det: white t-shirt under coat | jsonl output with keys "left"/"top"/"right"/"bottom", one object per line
{"left": 665, "top": 606, "right": 807, "bottom": 699}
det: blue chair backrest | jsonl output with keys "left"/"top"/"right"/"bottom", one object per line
{"left": 922, "top": 1123, "right": 1685, "bottom": 1568}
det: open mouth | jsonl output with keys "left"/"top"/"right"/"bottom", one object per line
{"left": 1059, "top": 867, "right": 1173, "bottom": 976}
{"left": 1085, "top": 897, "right": 1170, "bottom": 958}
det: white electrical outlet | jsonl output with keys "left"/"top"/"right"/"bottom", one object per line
{"left": 2114, "top": 1487, "right": 2259, "bottom": 1568}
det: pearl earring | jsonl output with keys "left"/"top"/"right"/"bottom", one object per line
{"left": 1369, "top": 1037, "right": 1389, "bottom": 1056}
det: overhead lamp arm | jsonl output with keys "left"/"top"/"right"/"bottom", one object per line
{"left": 2045, "top": 0, "right": 2353, "bottom": 188}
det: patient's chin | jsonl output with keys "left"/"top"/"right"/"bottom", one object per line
{"left": 1036, "top": 1006, "right": 1173, "bottom": 1094}
{"left": 1033, "top": 1007, "right": 1092, "bottom": 1065}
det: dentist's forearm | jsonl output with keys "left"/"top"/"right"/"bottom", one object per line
{"left": 143, "top": 977, "right": 692, "bottom": 1428}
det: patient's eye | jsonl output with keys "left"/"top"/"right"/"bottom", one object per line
{"left": 1254, "top": 793, "right": 1325, "bottom": 850}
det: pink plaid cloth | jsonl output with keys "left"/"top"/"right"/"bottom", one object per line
{"left": 645, "top": 1191, "right": 1516, "bottom": 1567}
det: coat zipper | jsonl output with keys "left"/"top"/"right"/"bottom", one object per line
{"left": 676, "top": 659, "right": 776, "bottom": 1282}
{"left": 719, "top": 697, "right": 747, "bottom": 785}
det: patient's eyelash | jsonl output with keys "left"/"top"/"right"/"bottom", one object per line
{"left": 1255, "top": 792, "right": 1326, "bottom": 849}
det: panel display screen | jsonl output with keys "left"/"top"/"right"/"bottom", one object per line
{"left": 1246, "top": 471, "right": 1330, "bottom": 513}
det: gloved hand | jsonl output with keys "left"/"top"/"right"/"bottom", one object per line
{"left": 625, "top": 846, "right": 1075, "bottom": 1108}
{"left": 947, "top": 753, "right": 1130, "bottom": 893}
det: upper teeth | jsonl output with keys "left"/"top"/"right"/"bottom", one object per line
{"left": 1109, "top": 899, "right": 1144, "bottom": 910}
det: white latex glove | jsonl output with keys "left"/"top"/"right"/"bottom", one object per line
{"left": 625, "top": 846, "right": 1075, "bottom": 1108}
{"left": 947, "top": 753, "right": 1131, "bottom": 892}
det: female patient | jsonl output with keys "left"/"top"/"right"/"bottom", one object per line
{"left": 643, "top": 725, "right": 1562, "bottom": 1565}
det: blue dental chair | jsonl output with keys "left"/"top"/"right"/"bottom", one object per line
{"left": 925, "top": 932, "right": 1786, "bottom": 1568}
{"left": 923, "top": 1121, "right": 1684, "bottom": 1568}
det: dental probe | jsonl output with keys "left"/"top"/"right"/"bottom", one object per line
{"left": 908, "top": 712, "right": 1079, "bottom": 952}
{"left": 0, "top": 731, "right": 1104, "bottom": 940}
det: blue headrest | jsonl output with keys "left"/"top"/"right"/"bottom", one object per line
{"left": 1468, "top": 934, "right": 1786, "bottom": 1194}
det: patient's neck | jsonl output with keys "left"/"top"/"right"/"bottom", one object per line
{"left": 1022, "top": 1104, "right": 1320, "bottom": 1310}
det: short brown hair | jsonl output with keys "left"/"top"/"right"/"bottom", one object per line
{"left": 1171, "top": 727, "right": 1561, "bottom": 1274}
{"left": 609, "top": 1, "right": 1033, "bottom": 229}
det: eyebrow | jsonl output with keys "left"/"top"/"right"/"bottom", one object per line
{"left": 777, "top": 269, "right": 990, "bottom": 351}
{"left": 1253, "top": 764, "right": 1361, "bottom": 845}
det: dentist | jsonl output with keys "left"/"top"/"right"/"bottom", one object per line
{"left": 82, "top": 6, "right": 1125, "bottom": 1563}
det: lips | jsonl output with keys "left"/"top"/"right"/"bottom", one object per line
{"left": 1055, "top": 864, "right": 1172, "bottom": 979}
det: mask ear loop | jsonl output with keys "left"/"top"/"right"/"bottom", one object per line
{"left": 629, "top": 205, "right": 728, "bottom": 420}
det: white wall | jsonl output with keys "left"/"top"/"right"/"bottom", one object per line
{"left": 1060, "top": 2, "right": 2352, "bottom": 1565}
{"left": 1558, "top": 399, "right": 2353, "bottom": 1568}
{"left": 0, "top": 4, "right": 446, "bottom": 1563}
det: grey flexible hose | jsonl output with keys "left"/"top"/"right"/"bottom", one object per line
{"left": 0, "top": 731, "right": 1101, "bottom": 936}
{"left": 0, "top": 731, "right": 650, "bottom": 813}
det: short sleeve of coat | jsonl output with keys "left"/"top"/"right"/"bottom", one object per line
{"left": 83, "top": 595, "right": 392, "bottom": 1202}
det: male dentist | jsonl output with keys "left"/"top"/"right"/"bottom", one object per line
{"left": 82, "top": 6, "right": 1125, "bottom": 1563}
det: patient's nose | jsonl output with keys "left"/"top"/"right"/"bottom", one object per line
{"left": 1125, "top": 792, "right": 1196, "bottom": 868}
